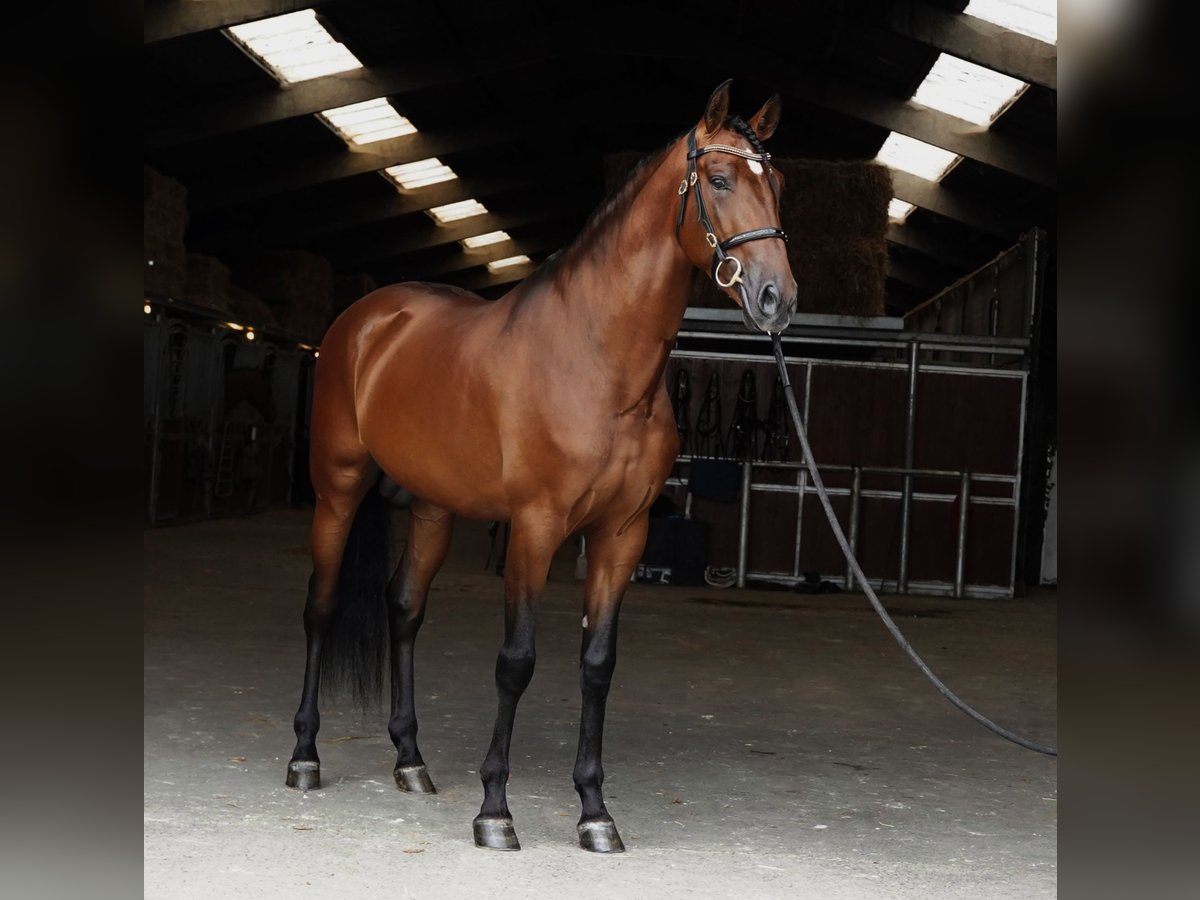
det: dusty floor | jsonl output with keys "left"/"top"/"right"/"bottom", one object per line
{"left": 144, "top": 509, "right": 1057, "bottom": 899}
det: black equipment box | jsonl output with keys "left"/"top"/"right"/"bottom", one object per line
{"left": 636, "top": 517, "right": 708, "bottom": 586}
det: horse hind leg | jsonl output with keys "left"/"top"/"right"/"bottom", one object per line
{"left": 388, "top": 499, "right": 454, "bottom": 794}
{"left": 286, "top": 457, "right": 381, "bottom": 790}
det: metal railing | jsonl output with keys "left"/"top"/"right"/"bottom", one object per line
{"left": 667, "top": 458, "right": 1016, "bottom": 599}
{"left": 666, "top": 337, "right": 1028, "bottom": 599}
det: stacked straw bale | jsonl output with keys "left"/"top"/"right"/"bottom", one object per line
{"left": 184, "top": 253, "right": 232, "bottom": 314}
{"left": 144, "top": 166, "right": 189, "bottom": 298}
{"left": 232, "top": 250, "right": 336, "bottom": 341}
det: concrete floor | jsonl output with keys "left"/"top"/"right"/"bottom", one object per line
{"left": 144, "top": 509, "right": 1057, "bottom": 899}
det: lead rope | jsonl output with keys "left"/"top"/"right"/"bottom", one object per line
{"left": 770, "top": 334, "right": 1057, "bottom": 757}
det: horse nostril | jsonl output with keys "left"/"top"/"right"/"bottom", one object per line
{"left": 760, "top": 283, "right": 779, "bottom": 315}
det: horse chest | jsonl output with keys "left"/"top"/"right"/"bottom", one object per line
{"left": 580, "top": 406, "right": 674, "bottom": 486}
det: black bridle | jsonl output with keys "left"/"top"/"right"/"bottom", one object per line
{"left": 675, "top": 126, "right": 788, "bottom": 290}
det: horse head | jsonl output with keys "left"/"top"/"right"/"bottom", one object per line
{"left": 676, "top": 80, "right": 797, "bottom": 333}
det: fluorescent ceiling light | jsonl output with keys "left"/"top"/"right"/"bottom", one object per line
{"left": 487, "top": 255, "right": 531, "bottom": 272}
{"left": 888, "top": 198, "right": 916, "bottom": 224}
{"left": 320, "top": 98, "right": 416, "bottom": 146}
{"left": 226, "top": 9, "right": 362, "bottom": 85}
{"left": 912, "top": 54, "right": 1028, "bottom": 126}
{"left": 461, "top": 230, "right": 511, "bottom": 249}
{"left": 427, "top": 199, "right": 487, "bottom": 224}
{"left": 964, "top": 0, "right": 1057, "bottom": 44}
{"left": 383, "top": 157, "right": 457, "bottom": 189}
{"left": 876, "top": 132, "right": 961, "bottom": 182}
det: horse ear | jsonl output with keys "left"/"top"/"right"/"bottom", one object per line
{"left": 748, "top": 94, "right": 782, "bottom": 141}
{"left": 703, "top": 79, "right": 733, "bottom": 136}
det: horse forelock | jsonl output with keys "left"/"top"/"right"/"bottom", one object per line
{"left": 725, "top": 115, "right": 768, "bottom": 157}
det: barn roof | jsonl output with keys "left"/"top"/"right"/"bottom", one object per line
{"left": 144, "top": 0, "right": 1056, "bottom": 314}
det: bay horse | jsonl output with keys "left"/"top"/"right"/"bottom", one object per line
{"left": 285, "top": 80, "right": 798, "bottom": 852}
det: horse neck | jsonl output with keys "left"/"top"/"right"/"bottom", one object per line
{"left": 553, "top": 143, "right": 695, "bottom": 407}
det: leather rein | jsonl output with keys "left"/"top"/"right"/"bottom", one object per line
{"left": 675, "top": 126, "right": 788, "bottom": 290}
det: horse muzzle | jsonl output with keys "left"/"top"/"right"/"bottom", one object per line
{"left": 741, "top": 278, "right": 796, "bottom": 334}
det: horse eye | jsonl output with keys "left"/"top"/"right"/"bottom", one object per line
{"left": 709, "top": 175, "right": 729, "bottom": 191}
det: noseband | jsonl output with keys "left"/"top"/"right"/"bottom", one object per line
{"left": 675, "top": 126, "right": 788, "bottom": 289}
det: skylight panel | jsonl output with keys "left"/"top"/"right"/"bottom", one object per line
{"left": 383, "top": 157, "right": 458, "bottom": 189}
{"left": 487, "top": 255, "right": 531, "bottom": 272}
{"left": 875, "top": 133, "right": 961, "bottom": 182}
{"left": 912, "top": 54, "right": 1028, "bottom": 126}
{"left": 963, "top": 0, "right": 1057, "bottom": 44}
{"left": 320, "top": 99, "right": 417, "bottom": 146}
{"left": 426, "top": 199, "right": 488, "bottom": 224}
{"left": 226, "top": 9, "right": 362, "bottom": 85}
{"left": 461, "top": 231, "right": 512, "bottom": 249}
{"left": 888, "top": 198, "right": 917, "bottom": 224}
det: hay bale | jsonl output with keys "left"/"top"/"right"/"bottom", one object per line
{"left": 227, "top": 285, "right": 278, "bottom": 328}
{"left": 144, "top": 166, "right": 189, "bottom": 298}
{"left": 143, "top": 165, "right": 188, "bottom": 243}
{"left": 144, "top": 239, "right": 187, "bottom": 298}
{"left": 233, "top": 250, "right": 335, "bottom": 340}
{"left": 185, "top": 253, "right": 232, "bottom": 313}
{"left": 790, "top": 238, "right": 888, "bottom": 316}
{"left": 602, "top": 152, "right": 890, "bottom": 317}
{"left": 142, "top": 164, "right": 187, "bottom": 250}
{"left": 775, "top": 159, "right": 891, "bottom": 241}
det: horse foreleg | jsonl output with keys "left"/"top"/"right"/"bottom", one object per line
{"left": 387, "top": 500, "right": 454, "bottom": 794}
{"left": 571, "top": 513, "right": 648, "bottom": 853}
{"left": 473, "top": 514, "right": 556, "bottom": 851}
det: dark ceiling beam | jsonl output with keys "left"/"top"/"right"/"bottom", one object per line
{"left": 194, "top": 161, "right": 590, "bottom": 250}
{"left": 144, "top": 0, "right": 336, "bottom": 44}
{"left": 328, "top": 203, "right": 582, "bottom": 269}
{"left": 887, "top": 2, "right": 1057, "bottom": 91}
{"left": 146, "top": 50, "right": 552, "bottom": 151}
{"left": 189, "top": 125, "right": 522, "bottom": 213}
{"left": 617, "top": 12, "right": 1054, "bottom": 186}
{"left": 810, "top": 80, "right": 1055, "bottom": 188}
{"left": 886, "top": 222, "right": 982, "bottom": 271}
{"left": 153, "top": 24, "right": 1051, "bottom": 191}
{"left": 890, "top": 171, "right": 1021, "bottom": 239}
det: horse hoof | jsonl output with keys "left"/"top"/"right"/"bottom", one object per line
{"left": 473, "top": 816, "right": 521, "bottom": 851}
{"left": 286, "top": 760, "right": 320, "bottom": 791}
{"left": 393, "top": 765, "right": 437, "bottom": 794}
{"left": 578, "top": 817, "right": 625, "bottom": 853}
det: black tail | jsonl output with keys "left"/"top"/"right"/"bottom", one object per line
{"left": 320, "top": 484, "right": 392, "bottom": 707}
